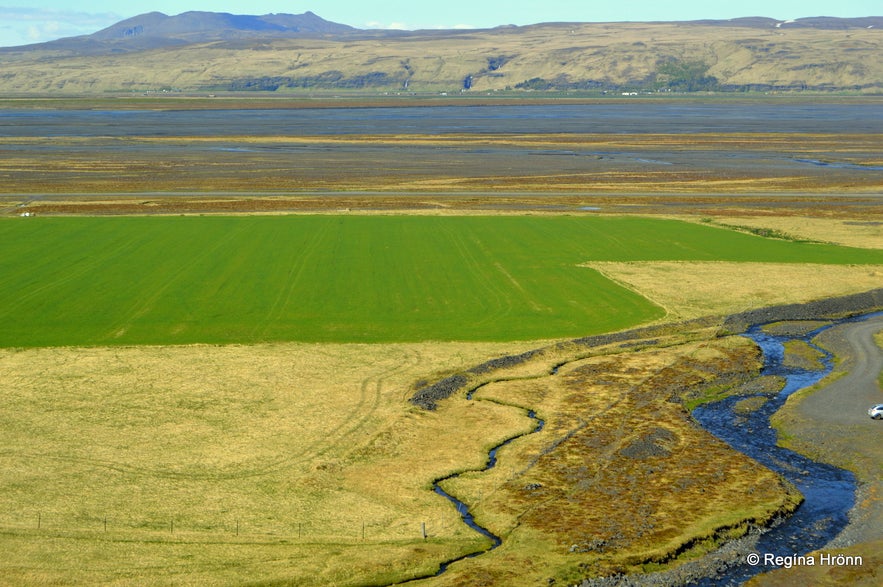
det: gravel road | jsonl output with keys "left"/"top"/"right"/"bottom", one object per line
{"left": 777, "top": 314, "right": 883, "bottom": 546}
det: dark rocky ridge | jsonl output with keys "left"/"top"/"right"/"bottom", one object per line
{"left": 91, "top": 11, "right": 356, "bottom": 42}
{"left": 409, "top": 288, "right": 883, "bottom": 410}
{"left": 2, "top": 11, "right": 356, "bottom": 55}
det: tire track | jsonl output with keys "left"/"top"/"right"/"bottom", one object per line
{"left": 0, "top": 346, "right": 423, "bottom": 482}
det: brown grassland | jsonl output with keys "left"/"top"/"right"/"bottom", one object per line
{"left": 0, "top": 321, "right": 804, "bottom": 586}
{"left": 429, "top": 334, "right": 801, "bottom": 586}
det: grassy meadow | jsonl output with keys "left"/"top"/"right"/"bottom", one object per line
{"left": 2, "top": 215, "right": 883, "bottom": 348}
{"left": 0, "top": 341, "right": 540, "bottom": 586}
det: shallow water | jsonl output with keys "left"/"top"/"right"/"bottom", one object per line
{"left": 3, "top": 102, "right": 879, "bottom": 195}
{"left": 2, "top": 102, "right": 881, "bottom": 137}
{"left": 420, "top": 315, "right": 875, "bottom": 585}
{"left": 690, "top": 315, "right": 883, "bottom": 586}
{"left": 793, "top": 158, "right": 883, "bottom": 171}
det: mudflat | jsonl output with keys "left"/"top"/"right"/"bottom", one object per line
{"left": 2, "top": 100, "right": 881, "bottom": 198}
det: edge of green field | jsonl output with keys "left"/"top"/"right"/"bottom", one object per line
{"left": 2, "top": 215, "right": 881, "bottom": 347}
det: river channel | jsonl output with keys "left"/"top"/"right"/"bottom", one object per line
{"left": 418, "top": 313, "right": 877, "bottom": 586}
{"left": 412, "top": 380, "right": 546, "bottom": 581}
{"left": 690, "top": 314, "right": 881, "bottom": 586}
{"left": 428, "top": 407, "right": 545, "bottom": 576}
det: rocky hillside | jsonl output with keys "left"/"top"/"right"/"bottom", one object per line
{"left": 0, "top": 13, "right": 880, "bottom": 94}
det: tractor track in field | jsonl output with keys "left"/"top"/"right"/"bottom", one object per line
{"left": 0, "top": 347, "right": 421, "bottom": 482}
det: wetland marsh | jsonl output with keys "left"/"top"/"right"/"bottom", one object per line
{"left": 1, "top": 99, "right": 881, "bottom": 198}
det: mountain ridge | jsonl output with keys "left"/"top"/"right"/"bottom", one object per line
{"left": 0, "top": 12, "right": 880, "bottom": 94}
{"left": 91, "top": 10, "right": 356, "bottom": 42}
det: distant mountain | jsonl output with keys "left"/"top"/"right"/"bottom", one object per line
{"left": 92, "top": 11, "right": 356, "bottom": 41}
{"left": 687, "top": 16, "right": 882, "bottom": 29}
{"left": 4, "top": 11, "right": 357, "bottom": 54}
{"left": 0, "top": 13, "right": 880, "bottom": 94}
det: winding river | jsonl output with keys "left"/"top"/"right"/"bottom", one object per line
{"left": 395, "top": 397, "right": 544, "bottom": 584}
{"left": 690, "top": 314, "right": 881, "bottom": 586}
{"left": 403, "top": 313, "right": 877, "bottom": 586}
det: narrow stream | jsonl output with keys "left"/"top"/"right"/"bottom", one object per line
{"left": 689, "top": 314, "right": 879, "bottom": 586}
{"left": 397, "top": 384, "right": 545, "bottom": 583}
{"left": 429, "top": 408, "right": 545, "bottom": 575}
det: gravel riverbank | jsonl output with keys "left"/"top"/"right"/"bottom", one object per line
{"left": 773, "top": 314, "right": 883, "bottom": 545}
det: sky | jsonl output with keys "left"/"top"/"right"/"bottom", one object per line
{"left": 0, "top": 1, "right": 879, "bottom": 47}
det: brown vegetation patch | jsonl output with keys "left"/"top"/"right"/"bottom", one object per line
{"left": 3, "top": 131, "right": 881, "bottom": 200}
{"left": 430, "top": 336, "right": 800, "bottom": 585}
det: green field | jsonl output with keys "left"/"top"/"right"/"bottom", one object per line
{"left": 2, "top": 215, "right": 882, "bottom": 347}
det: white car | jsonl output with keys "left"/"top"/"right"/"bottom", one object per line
{"left": 869, "top": 404, "right": 883, "bottom": 420}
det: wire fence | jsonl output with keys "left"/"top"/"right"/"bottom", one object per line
{"left": 0, "top": 511, "right": 469, "bottom": 544}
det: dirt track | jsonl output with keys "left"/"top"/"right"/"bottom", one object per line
{"left": 775, "top": 314, "right": 883, "bottom": 546}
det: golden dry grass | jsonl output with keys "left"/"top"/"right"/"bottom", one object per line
{"left": 587, "top": 262, "right": 883, "bottom": 320}
{"left": 0, "top": 327, "right": 801, "bottom": 586}
{"left": 710, "top": 216, "right": 883, "bottom": 249}
{"left": 0, "top": 340, "right": 539, "bottom": 586}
